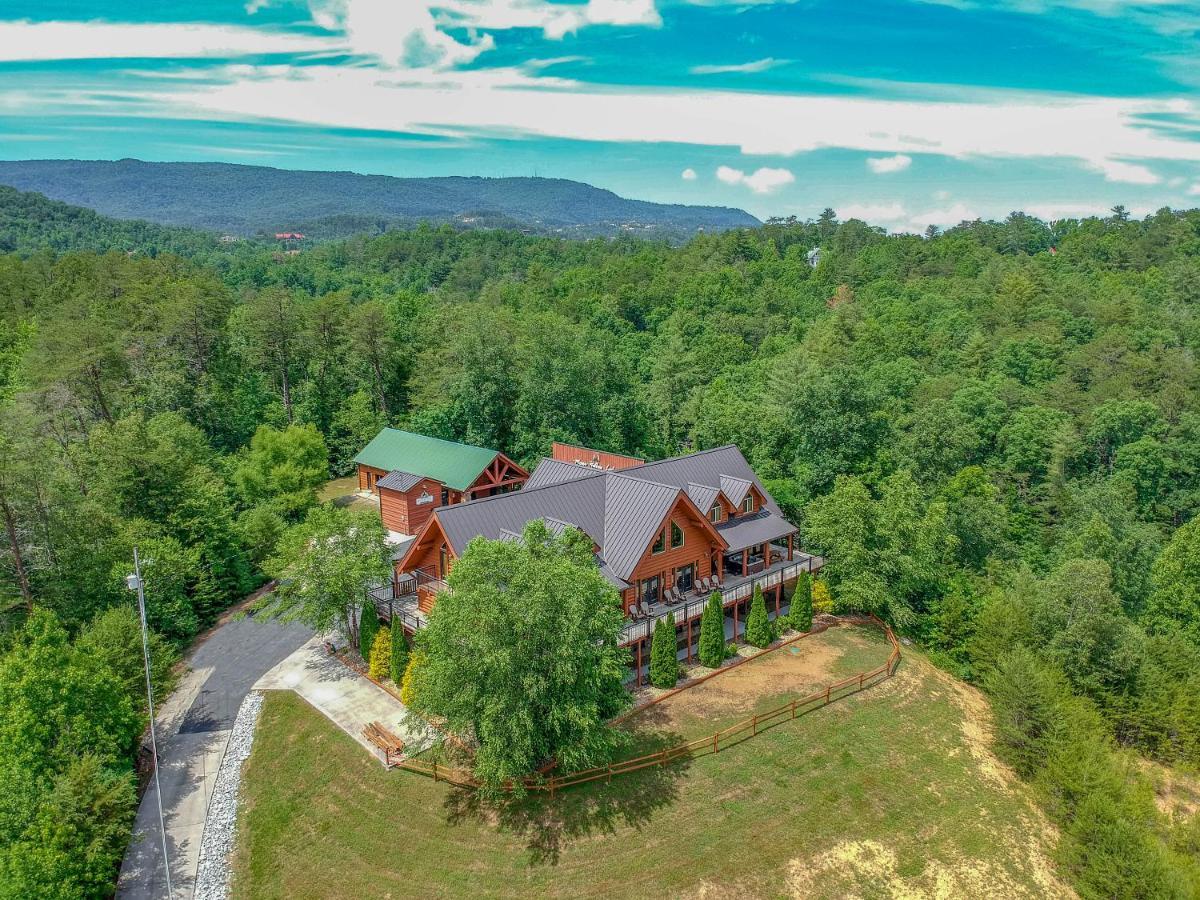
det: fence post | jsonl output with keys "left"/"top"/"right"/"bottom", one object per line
{"left": 791, "top": 698, "right": 797, "bottom": 719}
{"left": 752, "top": 714, "right": 758, "bottom": 736}
{"left": 825, "top": 685, "right": 831, "bottom": 703}
{"left": 713, "top": 732, "right": 718, "bottom": 753}
{"left": 432, "top": 761, "right": 438, "bottom": 783}
{"left": 859, "top": 672, "right": 864, "bottom": 689}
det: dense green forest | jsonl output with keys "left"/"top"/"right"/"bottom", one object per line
{"left": 3, "top": 186, "right": 1200, "bottom": 896}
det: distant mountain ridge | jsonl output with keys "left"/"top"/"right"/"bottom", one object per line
{"left": 0, "top": 159, "right": 759, "bottom": 239}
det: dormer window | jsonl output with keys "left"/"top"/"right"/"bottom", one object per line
{"left": 742, "top": 495, "right": 754, "bottom": 514}
{"left": 670, "top": 520, "right": 684, "bottom": 549}
{"left": 710, "top": 503, "right": 721, "bottom": 523}
{"left": 652, "top": 530, "right": 665, "bottom": 554}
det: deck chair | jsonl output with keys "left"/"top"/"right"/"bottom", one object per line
{"left": 696, "top": 575, "right": 712, "bottom": 594}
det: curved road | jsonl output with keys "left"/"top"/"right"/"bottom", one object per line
{"left": 116, "top": 611, "right": 311, "bottom": 900}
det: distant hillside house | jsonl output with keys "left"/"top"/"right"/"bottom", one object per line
{"left": 354, "top": 428, "right": 528, "bottom": 538}
{"left": 379, "top": 444, "right": 823, "bottom": 682}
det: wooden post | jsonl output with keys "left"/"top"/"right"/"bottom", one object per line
{"left": 433, "top": 761, "right": 439, "bottom": 782}
{"left": 742, "top": 548, "right": 749, "bottom": 576}
{"left": 787, "top": 533, "right": 794, "bottom": 561}
{"left": 752, "top": 714, "right": 758, "bottom": 736}
{"left": 791, "top": 698, "right": 797, "bottom": 719}
{"left": 713, "top": 732, "right": 718, "bottom": 752}
{"left": 825, "top": 685, "right": 831, "bottom": 703}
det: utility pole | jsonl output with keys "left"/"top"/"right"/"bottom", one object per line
{"left": 127, "top": 547, "right": 174, "bottom": 899}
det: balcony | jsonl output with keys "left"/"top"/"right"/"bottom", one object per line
{"left": 617, "top": 547, "right": 824, "bottom": 647}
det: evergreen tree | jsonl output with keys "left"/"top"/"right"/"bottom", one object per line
{"left": 698, "top": 591, "right": 725, "bottom": 668}
{"left": 792, "top": 571, "right": 813, "bottom": 632}
{"left": 369, "top": 626, "right": 391, "bottom": 680}
{"left": 389, "top": 619, "right": 409, "bottom": 683}
{"left": 649, "top": 613, "right": 679, "bottom": 688}
{"left": 745, "top": 584, "right": 772, "bottom": 648}
{"left": 358, "top": 598, "right": 379, "bottom": 661}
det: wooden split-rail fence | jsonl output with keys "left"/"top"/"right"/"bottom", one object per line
{"left": 393, "top": 616, "right": 901, "bottom": 795}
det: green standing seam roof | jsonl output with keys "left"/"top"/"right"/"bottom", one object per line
{"left": 353, "top": 428, "right": 500, "bottom": 492}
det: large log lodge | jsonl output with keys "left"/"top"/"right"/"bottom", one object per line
{"left": 361, "top": 432, "right": 822, "bottom": 682}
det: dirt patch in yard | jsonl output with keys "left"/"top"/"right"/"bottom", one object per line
{"left": 628, "top": 629, "right": 880, "bottom": 733}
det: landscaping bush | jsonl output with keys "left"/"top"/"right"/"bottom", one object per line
{"left": 389, "top": 621, "right": 409, "bottom": 683}
{"left": 744, "top": 585, "right": 772, "bottom": 648}
{"left": 358, "top": 599, "right": 378, "bottom": 661}
{"left": 792, "top": 571, "right": 814, "bottom": 632}
{"left": 698, "top": 591, "right": 725, "bottom": 668}
{"left": 368, "top": 626, "right": 391, "bottom": 681}
{"left": 812, "top": 579, "right": 833, "bottom": 615}
{"left": 399, "top": 651, "right": 424, "bottom": 706}
{"left": 649, "top": 613, "right": 679, "bottom": 688}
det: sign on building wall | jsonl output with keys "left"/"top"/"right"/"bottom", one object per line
{"left": 415, "top": 491, "right": 435, "bottom": 506}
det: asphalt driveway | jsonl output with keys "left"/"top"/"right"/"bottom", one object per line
{"left": 116, "top": 610, "right": 311, "bottom": 900}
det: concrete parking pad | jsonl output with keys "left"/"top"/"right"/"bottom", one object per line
{"left": 255, "top": 636, "right": 432, "bottom": 763}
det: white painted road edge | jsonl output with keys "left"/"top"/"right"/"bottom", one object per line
{"left": 193, "top": 691, "right": 264, "bottom": 900}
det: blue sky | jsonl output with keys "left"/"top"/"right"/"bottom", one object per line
{"left": 1, "top": 0, "right": 1199, "bottom": 228}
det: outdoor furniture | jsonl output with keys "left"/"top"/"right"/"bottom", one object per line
{"left": 696, "top": 575, "right": 712, "bottom": 594}
{"left": 362, "top": 721, "right": 406, "bottom": 767}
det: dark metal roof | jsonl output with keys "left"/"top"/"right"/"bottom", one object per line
{"left": 686, "top": 481, "right": 720, "bottom": 513}
{"left": 431, "top": 445, "right": 795, "bottom": 585}
{"left": 716, "top": 511, "right": 796, "bottom": 552}
{"left": 525, "top": 457, "right": 599, "bottom": 489}
{"left": 719, "top": 475, "right": 753, "bottom": 506}
{"left": 600, "top": 474, "right": 680, "bottom": 580}
{"left": 376, "top": 470, "right": 423, "bottom": 492}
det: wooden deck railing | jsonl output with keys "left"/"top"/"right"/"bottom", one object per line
{"left": 393, "top": 616, "right": 900, "bottom": 795}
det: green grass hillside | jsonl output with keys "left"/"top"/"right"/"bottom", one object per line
{"left": 233, "top": 628, "right": 1070, "bottom": 898}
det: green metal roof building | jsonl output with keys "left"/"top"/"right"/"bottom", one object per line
{"left": 354, "top": 428, "right": 527, "bottom": 498}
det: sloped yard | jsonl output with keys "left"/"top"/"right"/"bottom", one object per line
{"left": 232, "top": 624, "right": 1071, "bottom": 898}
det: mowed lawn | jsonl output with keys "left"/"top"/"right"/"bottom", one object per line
{"left": 232, "top": 626, "right": 1071, "bottom": 899}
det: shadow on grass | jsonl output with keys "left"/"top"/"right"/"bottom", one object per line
{"left": 442, "top": 728, "right": 689, "bottom": 867}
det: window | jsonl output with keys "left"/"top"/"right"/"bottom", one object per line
{"left": 438, "top": 544, "right": 448, "bottom": 579}
{"left": 710, "top": 503, "right": 721, "bottom": 523}
{"left": 639, "top": 575, "right": 661, "bottom": 605}
{"left": 742, "top": 495, "right": 754, "bottom": 514}
{"left": 440, "top": 488, "right": 449, "bottom": 506}
{"left": 670, "top": 520, "right": 684, "bottom": 549}
{"left": 675, "top": 564, "right": 695, "bottom": 593}
{"left": 652, "top": 529, "right": 665, "bottom": 554}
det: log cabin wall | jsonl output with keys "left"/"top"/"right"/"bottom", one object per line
{"left": 622, "top": 497, "right": 721, "bottom": 614}
{"left": 379, "top": 477, "right": 444, "bottom": 535}
{"left": 357, "top": 463, "right": 390, "bottom": 494}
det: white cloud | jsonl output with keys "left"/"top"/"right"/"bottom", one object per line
{"left": 866, "top": 153, "right": 912, "bottom": 174}
{"left": 716, "top": 165, "right": 795, "bottom": 194}
{"left": 691, "top": 58, "right": 786, "bottom": 75}
{"left": 299, "top": 0, "right": 660, "bottom": 48}
{"left": 1189, "top": 183, "right": 1200, "bottom": 196}
{"left": 0, "top": 20, "right": 341, "bottom": 61}
{"left": 1086, "top": 158, "right": 1161, "bottom": 184}
{"left": 27, "top": 57, "right": 1200, "bottom": 182}
{"left": 681, "top": 167, "right": 697, "bottom": 180}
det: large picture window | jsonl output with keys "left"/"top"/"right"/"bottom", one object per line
{"left": 639, "top": 575, "right": 661, "bottom": 605}
{"left": 670, "top": 520, "right": 684, "bottom": 549}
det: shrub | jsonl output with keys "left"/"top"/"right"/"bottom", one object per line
{"left": 368, "top": 626, "right": 391, "bottom": 681}
{"left": 744, "top": 585, "right": 772, "bottom": 648}
{"left": 698, "top": 591, "right": 725, "bottom": 668}
{"left": 792, "top": 571, "right": 814, "bottom": 632}
{"left": 812, "top": 579, "right": 833, "bottom": 615}
{"left": 649, "top": 614, "right": 679, "bottom": 688}
{"left": 358, "top": 599, "right": 378, "bottom": 661}
{"left": 389, "top": 621, "right": 409, "bottom": 684}
{"left": 399, "top": 651, "right": 425, "bottom": 706}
